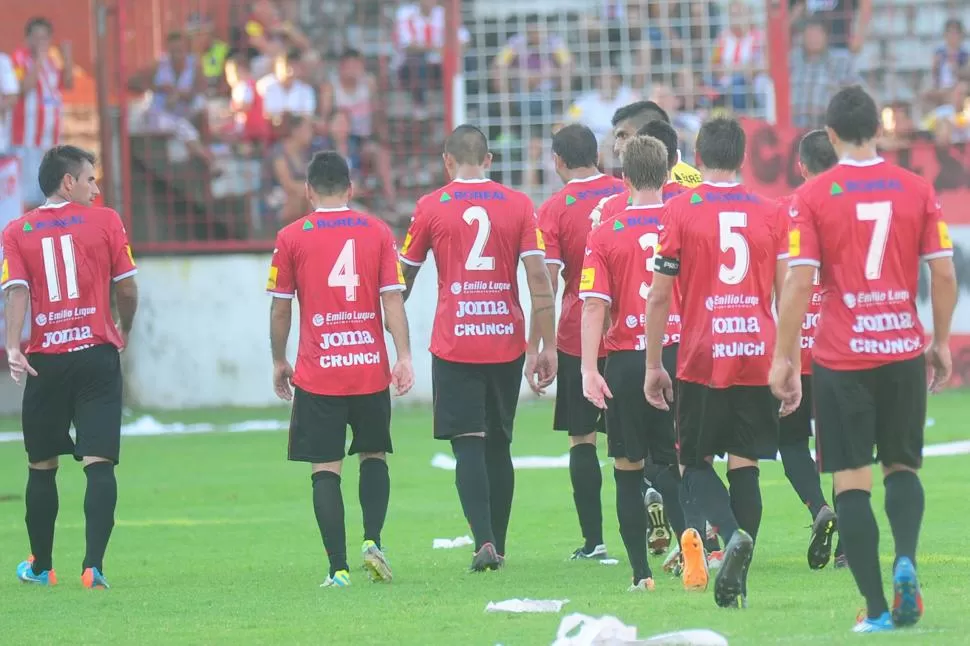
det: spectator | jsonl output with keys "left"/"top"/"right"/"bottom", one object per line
{"left": 187, "top": 12, "right": 230, "bottom": 96}
{"left": 565, "top": 64, "right": 638, "bottom": 147}
{"left": 925, "top": 19, "right": 970, "bottom": 107}
{"left": 675, "top": 0, "right": 722, "bottom": 66}
{"left": 876, "top": 101, "right": 920, "bottom": 151}
{"left": 922, "top": 81, "right": 970, "bottom": 145}
{"left": 712, "top": 0, "right": 769, "bottom": 114}
{"left": 320, "top": 49, "right": 399, "bottom": 213}
{"left": 264, "top": 113, "right": 313, "bottom": 226}
{"left": 276, "top": 0, "right": 312, "bottom": 54}
{"left": 226, "top": 51, "right": 270, "bottom": 145}
{"left": 11, "top": 17, "right": 73, "bottom": 208}
{"left": 789, "top": 0, "right": 872, "bottom": 53}
{"left": 259, "top": 49, "right": 317, "bottom": 127}
{"left": 242, "top": 0, "right": 291, "bottom": 79}
{"left": 789, "top": 18, "right": 860, "bottom": 129}
{"left": 649, "top": 83, "right": 702, "bottom": 165}
{"left": 0, "top": 52, "right": 18, "bottom": 154}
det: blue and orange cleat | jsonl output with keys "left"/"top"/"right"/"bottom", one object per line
{"left": 892, "top": 557, "right": 923, "bottom": 627}
{"left": 853, "top": 611, "right": 893, "bottom": 633}
{"left": 81, "top": 567, "right": 110, "bottom": 589}
{"left": 17, "top": 556, "right": 57, "bottom": 586}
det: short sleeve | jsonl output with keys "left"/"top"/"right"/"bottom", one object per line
{"left": 399, "top": 202, "right": 432, "bottom": 266}
{"left": 536, "top": 199, "right": 561, "bottom": 266}
{"left": 267, "top": 233, "right": 296, "bottom": 298}
{"left": 519, "top": 199, "right": 545, "bottom": 259}
{"left": 108, "top": 212, "right": 138, "bottom": 282}
{"left": 379, "top": 227, "right": 406, "bottom": 293}
{"left": 787, "top": 193, "right": 821, "bottom": 268}
{"left": 919, "top": 187, "right": 954, "bottom": 261}
{"left": 395, "top": 10, "right": 413, "bottom": 48}
{"left": 578, "top": 233, "right": 612, "bottom": 303}
{"left": 1, "top": 224, "right": 28, "bottom": 290}
{"left": 774, "top": 202, "right": 790, "bottom": 261}
{"left": 654, "top": 204, "right": 683, "bottom": 276}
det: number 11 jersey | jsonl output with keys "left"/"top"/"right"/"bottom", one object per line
{"left": 400, "top": 178, "right": 545, "bottom": 364}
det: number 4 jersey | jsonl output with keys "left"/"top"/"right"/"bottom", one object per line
{"left": 267, "top": 207, "right": 406, "bottom": 396}
{"left": 400, "top": 178, "right": 545, "bottom": 364}
{"left": 1, "top": 202, "right": 137, "bottom": 354}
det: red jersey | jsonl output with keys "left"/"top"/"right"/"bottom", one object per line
{"left": 592, "top": 181, "right": 688, "bottom": 228}
{"left": 788, "top": 158, "right": 954, "bottom": 371}
{"left": 538, "top": 173, "right": 624, "bottom": 357}
{"left": 779, "top": 194, "right": 822, "bottom": 375}
{"left": 266, "top": 207, "right": 405, "bottom": 396}
{"left": 580, "top": 204, "right": 680, "bottom": 351}
{"left": 0, "top": 202, "right": 137, "bottom": 354}
{"left": 400, "top": 178, "right": 544, "bottom": 364}
{"left": 656, "top": 183, "right": 787, "bottom": 387}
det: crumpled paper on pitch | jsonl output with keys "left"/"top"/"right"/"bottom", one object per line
{"left": 552, "top": 614, "right": 728, "bottom": 646}
{"left": 432, "top": 535, "right": 474, "bottom": 549}
{"left": 486, "top": 599, "right": 569, "bottom": 613}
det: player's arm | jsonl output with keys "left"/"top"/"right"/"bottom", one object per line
{"left": 644, "top": 273, "right": 673, "bottom": 370}
{"left": 399, "top": 204, "right": 432, "bottom": 303}
{"left": 107, "top": 213, "right": 139, "bottom": 344}
{"left": 928, "top": 256, "right": 957, "bottom": 346}
{"left": 531, "top": 201, "right": 561, "bottom": 350}
{"left": 921, "top": 192, "right": 959, "bottom": 390}
{"left": 774, "top": 200, "right": 817, "bottom": 369}
{"left": 379, "top": 229, "right": 414, "bottom": 395}
{"left": 269, "top": 296, "right": 292, "bottom": 364}
{"left": 3, "top": 284, "right": 28, "bottom": 353}
{"left": 113, "top": 277, "right": 138, "bottom": 343}
{"left": 266, "top": 235, "right": 297, "bottom": 400}
{"left": 523, "top": 254, "right": 556, "bottom": 352}
{"left": 1, "top": 228, "right": 36, "bottom": 381}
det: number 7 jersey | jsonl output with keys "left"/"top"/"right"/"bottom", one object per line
{"left": 1, "top": 203, "right": 137, "bottom": 354}
{"left": 400, "top": 178, "right": 545, "bottom": 364}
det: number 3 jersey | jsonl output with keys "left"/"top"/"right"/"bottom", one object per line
{"left": 400, "top": 178, "right": 545, "bottom": 364}
{"left": 1, "top": 202, "right": 137, "bottom": 354}
{"left": 267, "top": 207, "right": 406, "bottom": 396}
{"left": 655, "top": 183, "right": 787, "bottom": 387}
{"left": 789, "top": 158, "right": 953, "bottom": 371}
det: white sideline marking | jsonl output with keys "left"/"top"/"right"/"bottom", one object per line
{"left": 0, "top": 415, "right": 289, "bottom": 444}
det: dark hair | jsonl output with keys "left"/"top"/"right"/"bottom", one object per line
{"left": 340, "top": 48, "right": 362, "bottom": 60}
{"left": 611, "top": 101, "right": 670, "bottom": 128}
{"left": 307, "top": 151, "right": 351, "bottom": 196}
{"left": 637, "top": 121, "right": 679, "bottom": 170}
{"left": 25, "top": 17, "right": 52, "bottom": 37}
{"left": 38, "top": 145, "right": 96, "bottom": 198}
{"left": 944, "top": 18, "right": 964, "bottom": 34}
{"left": 286, "top": 48, "right": 302, "bottom": 63}
{"left": 622, "top": 136, "right": 669, "bottom": 192}
{"left": 445, "top": 124, "right": 489, "bottom": 165}
{"left": 696, "top": 117, "right": 746, "bottom": 172}
{"left": 551, "top": 124, "right": 598, "bottom": 169}
{"left": 798, "top": 130, "right": 838, "bottom": 176}
{"left": 167, "top": 30, "right": 185, "bottom": 44}
{"left": 825, "top": 85, "right": 879, "bottom": 145}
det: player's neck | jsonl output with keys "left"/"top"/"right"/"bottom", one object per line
{"left": 629, "top": 189, "right": 663, "bottom": 207}
{"left": 839, "top": 144, "right": 880, "bottom": 164}
{"left": 563, "top": 167, "right": 602, "bottom": 183}
{"left": 311, "top": 199, "right": 349, "bottom": 211}
{"left": 702, "top": 170, "right": 738, "bottom": 185}
{"left": 44, "top": 192, "right": 71, "bottom": 207}
{"left": 452, "top": 167, "right": 489, "bottom": 182}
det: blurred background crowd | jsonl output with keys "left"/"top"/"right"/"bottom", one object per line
{"left": 0, "top": 0, "right": 967, "bottom": 250}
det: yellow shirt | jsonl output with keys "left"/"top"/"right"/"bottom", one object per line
{"left": 672, "top": 159, "right": 702, "bottom": 187}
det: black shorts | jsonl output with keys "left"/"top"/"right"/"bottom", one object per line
{"left": 603, "top": 349, "right": 677, "bottom": 465}
{"left": 288, "top": 386, "right": 392, "bottom": 463}
{"left": 778, "top": 374, "right": 814, "bottom": 445}
{"left": 813, "top": 355, "right": 926, "bottom": 473}
{"left": 676, "top": 381, "right": 779, "bottom": 467}
{"left": 553, "top": 351, "right": 606, "bottom": 436}
{"left": 432, "top": 354, "right": 525, "bottom": 442}
{"left": 22, "top": 344, "right": 123, "bottom": 464}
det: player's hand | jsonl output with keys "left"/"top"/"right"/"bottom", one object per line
{"left": 6, "top": 348, "right": 37, "bottom": 384}
{"left": 524, "top": 350, "right": 541, "bottom": 394}
{"left": 391, "top": 357, "right": 414, "bottom": 396}
{"left": 769, "top": 358, "right": 801, "bottom": 416}
{"left": 644, "top": 366, "right": 673, "bottom": 411}
{"left": 926, "top": 341, "right": 952, "bottom": 393}
{"left": 582, "top": 369, "right": 612, "bottom": 410}
{"left": 273, "top": 359, "right": 295, "bottom": 401}
{"left": 536, "top": 345, "right": 558, "bottom": 390}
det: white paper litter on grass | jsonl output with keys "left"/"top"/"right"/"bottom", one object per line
{"left": 486, "top": 599, "right": 568, "bottom": 613}
{"left": 642, "top": 629, "right": 729, "bottom": 645}
{"left": 599, "top": 558, "right": 620, "bottom": 565}
{"left": 552, "top": 614, "right": 637, "bottom": 645}
{"left": 432, "top": 535, "right": 474, "bottom": 549}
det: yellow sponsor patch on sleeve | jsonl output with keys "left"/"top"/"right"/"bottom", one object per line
{"left": 1, "top": 259, "right": 8, "bottom": 284}
{"left": 401, "top": 231, "right": 413, "bottom": 255}
{"left": 579, "top": 267, "right": 595, "bottom": 291}
{"left": 266, "top": 266, "right": 278, "bottom": 290}
{"left": 939, "top": 221, "right": 953, "bottom": 249}
{"left": 788, "top": 229, "right": 801, "bottom": 257}
{"left": 535, "top": 228, "right": 545, "bottom": 251}
{"left": 396, "top": 262, "right": 406, "bottom": 285}
{"left": 125, "top": 244, "right": 136, "bottom": 266}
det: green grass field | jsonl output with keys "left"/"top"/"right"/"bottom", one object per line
{"left": 2, "top": 393, "right": 970, "bottom": 645}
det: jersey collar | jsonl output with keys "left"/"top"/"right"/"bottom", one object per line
{"left": 39, "top": 201, "right": 71, "bottom": 209}
{"left": 839, "top": 157, "right": 885, "bottom": 167}
{"left": 701, "top": 181, "right": 740, "bottom": 188}
{"left": 566, "top": 173, "right": 605, "bottom": 184}
{"left": 313, "top": 206, "right": 350, "bottom": 212}
{"left": 625, "top": 203, "right": 664, "bottom": 210}
{"left": 451, "top": 177, "right": 490, "bottom": 184}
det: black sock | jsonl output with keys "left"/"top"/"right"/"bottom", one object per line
{"left": 451, "top": 436, "right": 494, "bottom": 550}
{"left": 683, "top": 463, "right": 739, "bottom": 545}
{"left": 884, "top": 470, "right": 924, "bottom": 569}
{"left": 569, "top": 443, "right": 603, "bottom": 550}
{"left": 727, "top": 466, "right": 763, "bottom": 543}
{"left": 312, "top": 471, "right": 348, "bottom": 576}
{"left": 615, "top": 468, "right": 651, "bottom": 582}
{"left": 652, "top": 464, "right": 687, "bottom": 546}
{"left": 82, "top": 462, "right": 117, "bottom": 573}
{"left": 358, "top": 458, "right": 390, "bottom": 548}
{"left": 833, "top": 483, "right": 844, "bottom": 558}
{"left": 836, "top": 489, "right": 888, "bottom": 619}
{"left": 25, "top": 468, "right": 58, "bottom": 574}
{"left": 642, "top": 460, "right": 662, "bottom": 488}
{"left": 780, "top": 439, "right": 827, "bottom": 519}
{"left": 485, "top": 437, "right": 515, "bottom": 556}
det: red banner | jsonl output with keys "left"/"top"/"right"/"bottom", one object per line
{"left": 740, "top": 119, "right": 970, "bottom": 224}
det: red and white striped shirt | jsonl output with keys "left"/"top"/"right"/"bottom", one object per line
{"left": 712, "top": 29, "right": 764, "bottom": 70}
{"left": 394, "top": 4, "right": 468, "bottom": 64}
{"left": 10, "top": 47, "right": 63, "bottom": 149}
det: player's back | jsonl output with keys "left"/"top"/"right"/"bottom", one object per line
{"left": 3, "top": 203, "right": 134, "bottom": 354}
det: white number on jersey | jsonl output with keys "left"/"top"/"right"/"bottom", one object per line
{"left": 718, "top": 211, "right": 750, "bottom": 285}
{"left": 856, "top": 201, "right": 892, "bottom": 280}
{"left": 462, "top": 206, "right": 496, "bottom": 271}
{"left": 41, "top": 235, "right": 80, "bottom": 302}
{"left": 328, "top": 239, "right": 360, "bottom": 301}
{"left": 638, "top": 232, "right": 660, "bottom": 300}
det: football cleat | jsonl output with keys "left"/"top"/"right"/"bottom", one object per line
{"left": 362, "top": 540, "right": 392, "bottom": 583}
{"left": 470, "top": 542, "right": 501, "bottom": 572}
{"left": 707, "top": 550, "right": 725, "bottom": 571}
{"left": 321, "top": 570, "right": 351, "bottom": 588}
{"left": 569, "top": 544, "right": 608, "bottom": 560}
{"left": 680, "top": 528, "right": 709, "bottom": 591}
{"left": 891, "top": 557, "right": 923, "bottom": 627}
{"left": 16, "top": 557, "right": 56, "bottom": 586}
{"left": 644, "top": 488, "right": 670, "bottom": 554}
{"left": 662, "top": 544, "right": 683, "bottom": 576}
{"left": 853, "top": 611, "right": 893, "bottom": 633}
{"left": 808, "top": 505, "right": 838, "bottom": 570}
{"left": 628, "top": 577, "right": 656, "bottom": 592}
{"left": 714, "top": 530, "right": 753, "bottom": 609}
{"left": 81, "top": 567, "right": 109, "bottom": 590}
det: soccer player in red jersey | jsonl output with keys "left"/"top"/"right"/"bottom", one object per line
{"left": 580, "top": 135, "right": 687, "bottom": 592}
{"left": 536, "top": 123, "right": 624, "bottom": 561}
{"left": 267, "top": 151, "right": 414, "bottom": 588}
{"left": 645, "top": 117, "right": 788, "bottom": 608}
{"left": 771, "top": 87, "right": 958, "bottom": 633}
{"left": 3, "top": 146, "right": 138, "bottom": 589}
{"left": 399, "top": 125, "right": 557, "bottom": 572}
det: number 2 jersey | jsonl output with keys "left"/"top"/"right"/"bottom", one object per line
{"left": 788, "top": 158, "right": 953, "bottom": 371}
{"left": 267, "top": 207, "right": 406, "bottom": 396}
{"left": 1, "top": 202, "right": 137, "bottom": 354}
{"left": 400, "top": 178, "right": 545, "bottom": 364}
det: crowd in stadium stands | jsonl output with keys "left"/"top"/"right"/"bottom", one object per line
{"left": 0, "top": 1, "right": 968, "bottom": 242}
